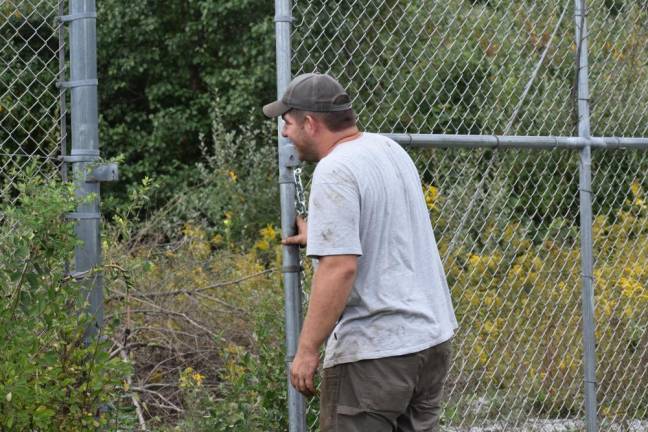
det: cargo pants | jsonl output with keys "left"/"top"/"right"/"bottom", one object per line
{"left": 319, "top": 339, "right": 452, "bottom": 432}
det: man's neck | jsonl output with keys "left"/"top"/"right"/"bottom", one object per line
{"left": 320, "top": 127, "right": 362, "bottom": 158}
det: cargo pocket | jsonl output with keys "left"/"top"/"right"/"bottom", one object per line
{"left": 335, "top": 380, "right": 413, "bottom": 431}
{"left": 356, "top": 376, "right": 412, "bottom": 415}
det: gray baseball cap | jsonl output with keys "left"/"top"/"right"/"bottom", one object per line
{"left": 263, "top": 73, "right": 352, "bottom": 118}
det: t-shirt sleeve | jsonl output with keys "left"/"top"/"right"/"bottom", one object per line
{"left": 306, "top": 179, "right": 362, "bottom": 258}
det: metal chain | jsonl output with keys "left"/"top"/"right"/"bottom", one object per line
{"left": 293, "top": 166, "right": 307, "bottom": 217}
{"left": 293, "top": 165, "right": 308, "bottom": 305}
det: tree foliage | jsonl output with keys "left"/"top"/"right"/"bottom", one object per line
{"left": 97, "top": 0, "right": 277, "bottom": 209}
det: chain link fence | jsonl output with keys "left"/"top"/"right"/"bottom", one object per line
{"left": 3, "top": 0, "right": 646, "bottom": 429}
{"left": 0, "top": 0, "right": 65, "bottom": 202}
{"left": 2, "top": 0, "right": 105, "bottom": 353}
{"left": 285, "top": 0, "right": 648, "bottom": 430}
{"left": 592, "top": 149, "right": 647, "bottom": 429}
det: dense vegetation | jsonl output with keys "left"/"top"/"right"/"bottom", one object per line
{"left": 96, "top": 0, "right": 277, "bottom": 217}
{"left": 1, "top": 0, "right": 647, "bottom": 430}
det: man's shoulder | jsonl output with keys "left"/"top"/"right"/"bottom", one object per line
{"left": 313, "top": 133, "right": 403, "bottom": 182}
{"left": 312, "top": 154, "right": 357, "bottom": 185}
{"left": 363, "top": 132, "right": 400, "bottom": 146}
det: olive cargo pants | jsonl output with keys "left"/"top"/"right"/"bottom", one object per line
{"left": 320, "top": 339, "right": 452, "bottom": 432}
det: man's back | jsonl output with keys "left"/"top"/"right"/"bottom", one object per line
{"left": 306, "top": 132, "right": 457, "bottom": 368}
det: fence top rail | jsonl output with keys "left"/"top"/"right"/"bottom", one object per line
{"left": 384, "top": 134, "right": 648, "bottom": 150}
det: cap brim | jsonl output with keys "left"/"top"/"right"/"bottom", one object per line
{"left": 263, "top": 100, "right": 291, "bottom": 118}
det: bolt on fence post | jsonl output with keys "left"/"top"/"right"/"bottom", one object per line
{"left": 573, "top": 0, "right": 599, "bottom": 431}
{"left": 67, "top": 0, "right": 103, "bottom": 342}
{"left": 273, "top": 0, "right": 307, "bottom": 431}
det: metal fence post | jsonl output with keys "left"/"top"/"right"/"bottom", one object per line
{"left": 58, "top": 0, "right": 68, "bottom": 183}
{"left": 573, "top": 1, "right": 598, "bottom": 431}
{"left": 274, "top": 0, "right": 307, "bottom": 430}
{"left": 66, "top": 0, "right": 103, "bottom": 341}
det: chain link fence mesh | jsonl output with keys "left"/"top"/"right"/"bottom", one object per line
{"left": 291, "top": 0, "right": 648, "bottom": 430}
{"left": 589, "top": 2, "right": 648, "bottom": 138}
{"left": 293, "top": 0, "right": 577, "bottom": 136}
{"left": 418, "top": 148, "right": 584, "bottom": 430}
{"left": 0, "top": 0, "right": 64, "bottom": 204}
{"left": 592, "top": 149, "right": 648, "bottom": 429}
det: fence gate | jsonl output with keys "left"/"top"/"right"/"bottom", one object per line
{"left": 272, "top": 0, "right": 648, "bottom": 431}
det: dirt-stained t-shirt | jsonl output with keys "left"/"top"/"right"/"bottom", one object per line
{"left": 306, "top": 132, "right": 458, "bottom": 368}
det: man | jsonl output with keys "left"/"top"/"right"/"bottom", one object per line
{"left": 263, "top": 73, "right": 457, "bottom": 432}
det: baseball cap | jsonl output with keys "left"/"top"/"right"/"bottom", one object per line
{"left": 263, "top": 73, "right": 352, "bottom": 118}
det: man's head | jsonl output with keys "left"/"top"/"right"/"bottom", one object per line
{"left": 263, "top": 73, "right": 358, "bottom": 162}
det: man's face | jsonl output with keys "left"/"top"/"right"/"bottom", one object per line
{"left": 282, "top": 111, "right": 318, "bottom": 162}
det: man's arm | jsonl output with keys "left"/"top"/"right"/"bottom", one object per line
{"left": 290, "top": 254, "right": 357, "bottom": 396}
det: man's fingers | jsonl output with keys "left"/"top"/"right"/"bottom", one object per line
{"left": 290, "top": 365, "right": 304, "bottom": 392}
{"left": 282, "top": 235, "right": 304, "bottom": 245}
{"left": 282, "top": 233, "right": 306, "bottom": 246}
{"left": 299, "top": 377, "right": 313, "bottom": 397}
{"left": 282, "top": 235, "right": 297, "bottom": 245}
{"left": 305, "top": 373, "right": 316, "bottom": 396}
{"left": 290, "top": 365, "right": 315, "bottom": 397}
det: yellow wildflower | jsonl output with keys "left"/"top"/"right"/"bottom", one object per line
{"left": 180, "top": 367, "right": 205, "bottom": 388}
{"left": 483, "top": 320, "right": 496, "bottom": 334}
{"left": 478, "top": 349, "right": 488, "bottom": 365}
{"left": 192, "top": 371, "right": 205, "bottom": 386}
{"left": 255, "top": 225, "right": 279, "bottom": 252}
{"left": 620, "top": 277, "right": 642, "bottom": 298}
{"left": 423, "top": 185, "right": 439, "bottom": 211}
{"left": 259, "top": 224, "right": 278, "bottom": 241}
{"left": 254, "top": 239, "right": 270, "bottom": 251}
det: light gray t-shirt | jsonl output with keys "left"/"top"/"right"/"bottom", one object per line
{"left": 306, "top": 132, "right": 458, "bottom": 368}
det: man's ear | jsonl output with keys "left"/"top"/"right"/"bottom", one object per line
{"left": 304, "top": 114, "right": 317, "bottom": 134}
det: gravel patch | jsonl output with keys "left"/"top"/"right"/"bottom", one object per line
{"left": 445, "top": 419, "right": 648, "bottom": 431}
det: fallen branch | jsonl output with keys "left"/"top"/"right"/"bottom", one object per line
{"left": 120, "top": 348, "right": 148, "bottom": 431}
{"left": 105, "top": 268, "right": 275, "bottom": 302}
{"left": 132, "top": 386, "right": 184, "bottom": 414}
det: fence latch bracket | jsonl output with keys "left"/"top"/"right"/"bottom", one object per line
{"left": 85, "top": 162, "right": 119, "bottom": 183}
{"left": 279, "top": 144, "right": 300, "bottom": 168}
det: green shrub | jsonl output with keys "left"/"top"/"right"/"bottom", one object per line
{"left": 115, "top": 103, "right": 280, "bottom": 251}
{"left": 0, "top": 175, "right": 130, "bottom": 431}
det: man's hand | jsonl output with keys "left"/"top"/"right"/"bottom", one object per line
{"left": 290, "top": 346, "right": 319, "bottom": 397}
{"left": 282, "top": 215, "right": 307, "bottom": 247}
